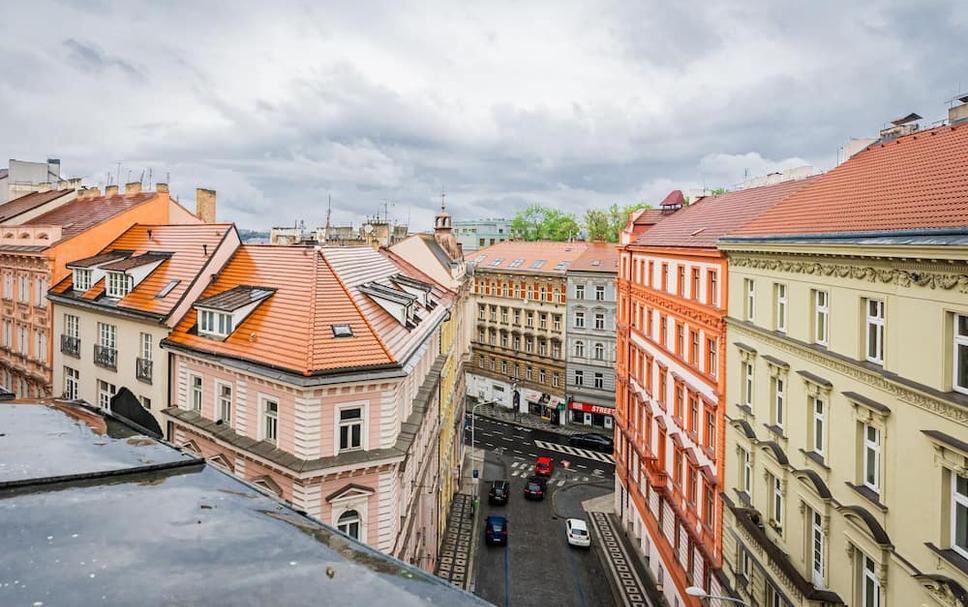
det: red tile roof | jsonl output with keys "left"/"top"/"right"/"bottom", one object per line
{"left": 631, "top": 208, "right": 667, "bottom": 226}
{"left": 471, "top": 240, "right": 588, "bottom": 274}
{"left": 633, "top": 178, "right": 819, "bottom": 248}
{"left": 26, "top": 192, "right": 158, "bottom": 240}
{"left": 733, "top": 124, "right": 968, "bottom": 236}
{"left": 660, "top": 190, "right": 686, "bottom": 207}
{"left": 569, "top": 242, "right": 618, "bottom": 273}
{"left": 0, "top": 189, "right": 73, "bottom": 222}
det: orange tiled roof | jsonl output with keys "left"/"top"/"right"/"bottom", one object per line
{"left": 633, "top": 178, "right": 819, "bottom": 248}
{"left": 471, "top": 240, "right": 589, "bottom": 274}
{"left": 166, "top": 245, "right": 451, "bottom": 376}
{"left": 0, "top": 189, "right": 73, "bottom": 222}
{"left": 51, "top": 224, "right": 235, "bottom": 318}
{"left": 26, "top": 192, "right": 159, "bottom": 241}
{"left": 632, "top": 208, "right": 667, "bottom": 226}
{"left": 569, "top": 242, "right": 618, "bottom": 273}
{"left": 733, "top": 124, "right": 968, "bottom": 236}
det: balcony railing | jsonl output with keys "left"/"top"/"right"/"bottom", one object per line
{"left": 61, "top": 335, "right": 80, "bottom": 357}
{"left": 94, "top": 345, "right": 117, "bottom": 370}
{"left": 136, "top": 357, "right": 153, "bottom": 384}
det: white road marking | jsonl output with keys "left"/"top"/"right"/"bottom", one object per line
{"left": 511, "top": 470, "right": 521, "bottom": 477}
{"left": 576, "top": 464, "right": 588, "bottom": 469}
{"left": 500, "top": 437, "right": 514, "bottom": 442}
{"left": 582, "top": 477, "right": 589, "bottom": 482}
{"left": 556, "top": 480, "right": 565, "bottom": 487}
{"left": 513, "top": 450, "right": 523, "bottom": 454}
{"left": 533, "top": 440, "right": 615, "bottom": 464}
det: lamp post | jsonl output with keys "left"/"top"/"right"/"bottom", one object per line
{"left": 686, "top": 586, "right": 750, "bottom": 606}
{"left": 469, "top": 399, "right": 494, "bottom": 502}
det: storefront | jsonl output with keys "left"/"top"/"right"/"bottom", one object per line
{"left": 568, "top": 401, "right": 614, "bottom": 429}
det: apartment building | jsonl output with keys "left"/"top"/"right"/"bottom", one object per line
{"left": 467, "top": 240, "right": 588, "bottom": 422}
{"left": 718, "top": 115, "right": 968, "bottom": 607}
{"left": 566, "top": 242, "right": 619, "bottom": 428}
{"left": 0, "top": 158, "right": 66, "bottom": 203}
{"left": 454, "top": 218, "right": 511, "bottom": 252}
{"left": 615, "top": 180, "right": 816, "bottom": 607}
{"left": 389, "top": 202, "right": 470, "bottom": 546}
{"left": 49, "top": 223, "right": 240, "bottom": 428}
{"left": 161, "top": 244, "right": 452, "bottom": 570}
{"left": 0, "top": 183, "right": 199, "bottom": 398}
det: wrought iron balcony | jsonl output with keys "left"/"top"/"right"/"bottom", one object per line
{"left": 60, "top": 335, "right": 80, "bottom": 358}
{"left": 136, "top": 357, "right": 153, "bottom": 384}
{"left": 94, "top": 345, "right": 117, "bottom": 370}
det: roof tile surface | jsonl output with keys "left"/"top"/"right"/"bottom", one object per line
{"left": 26, "top": 192, "right": 158, "bottom": 240}
{"left": 471, "top": 240, "right": 588, "bottom": 274}
{"left": 0, "top": 189, "right": 73, "bottom": 222}
{"left": 569, "top": 242, "right": 618, "bottom": 273}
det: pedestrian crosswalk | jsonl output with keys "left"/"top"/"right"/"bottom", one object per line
{"left": 533, "top": 440, "right": 615, "bottom": 464}
{"left": 508, "top": 461, "right": 567, "bottom": 485}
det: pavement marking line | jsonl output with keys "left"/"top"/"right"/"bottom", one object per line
{"left": 534, "top": 440, "right": 616, "bottom": 465}
{"left": 502, "top": 542, "right": 510, "bottom": 607}
{"left": 500, "top": 437, "right": 514, "bottom": 442}
{"left": 527, "top": 452, "right": 537, "bottom": 457}
{"left": 511, "top": 470, "right": 520, "bottom": 477}
{"left": 557, "top": 480, "right": 565, "bottom": 487}
{"left": 577, "top": 464, "right": 588, "bottom": 469}
{"left": 513, "top": 449, "right": 523, "bottom": 454}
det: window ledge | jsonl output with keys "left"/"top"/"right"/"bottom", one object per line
{"left": 763, "top": 424, "right": 787, "bottom": 441}
{"left": 845, "top": 482, "right": 888, "bottom": 512}
{"left": 926, "top": 543, "right": 968, "bottom": 577}
{"left": 736, "top": 403, "right": 754, "bottom": 417}
{"left": 799, "top": 449, "right": 831, "bottom": 472}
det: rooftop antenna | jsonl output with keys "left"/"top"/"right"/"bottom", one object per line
{"left": 115, "top": 161, "right": 121, "bottom": 187}
{"left": 325, "top": 194, "right": 332, "bottom": 231}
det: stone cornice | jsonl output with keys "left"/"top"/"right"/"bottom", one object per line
{"left": 727, "top": 254, "right": 968, "bottom": 294}
{"left": 629, "top": 284, "right": 724, "bottom": 333}
{"left": 728, "top": 319, "right": 968, "bottom": 426}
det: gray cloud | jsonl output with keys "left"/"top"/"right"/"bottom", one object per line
{"left": 0, "top": 1, "right": 966, "bottom": 229}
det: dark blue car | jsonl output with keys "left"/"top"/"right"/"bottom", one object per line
{"left": 485, "top": 515, "right": 508, "bottom": 545}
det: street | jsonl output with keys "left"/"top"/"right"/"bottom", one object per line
{"left": 465, "top": 414, "right": 616, "bottom": 607}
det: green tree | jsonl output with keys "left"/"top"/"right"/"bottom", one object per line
{"left": 510, "top": 204, "right": 580, "bottom": 241}
{"left": 585, "top": 208, "right": 610, "bottom": 241}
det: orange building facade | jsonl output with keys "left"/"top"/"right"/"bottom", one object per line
{"left": 614, "top": 182, "right": 814, "bottom": 606}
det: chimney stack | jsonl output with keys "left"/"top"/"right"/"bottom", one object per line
{"left": 105, "top": 185, "right": 119, "bottom": 197}
{"left": 949, "top": 95, "right": 968, "bottom": 125}
{"left": 80, "top": 187, "right": 101, "bottom": 199}
{"left": 195, "top": 188, "right": 216, "bottom": 224}
{"left": 125, "top": 181, "right": 142, "bottom": 195}
{"left": 68, "top": 178, "right": 82, "bottom": 190}
{"left": 155, "top": 183, "right": 169, "bottom": 193}
{"left": 879, "top": 112, "right": 921, "bottom": 140}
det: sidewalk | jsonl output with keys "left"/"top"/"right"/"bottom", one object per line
{"left": 435, "top": 447, "right": 486, "bottom": 591}
{"left": 585, "top": 507, "right": 667, "bottom": 607}
{"left": 467, "top": 397, "right": 613, "bottom": 437}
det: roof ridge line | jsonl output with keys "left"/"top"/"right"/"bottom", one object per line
{"left": 306, "top": 247, "right": 321, "bottom": 374}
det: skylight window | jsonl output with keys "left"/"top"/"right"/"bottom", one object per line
{"left": 474, "top": 254, "right": 486, "bottom": 263}
{"left": 530, "top": 259, "right": 547, "bottom": 269}
{"left": 331, "top": 324, "right": 353, "bottom": 338}
{"left": 591, "top": 260, "right": 601, "bottom": 266}
{"left": 489, "top": 257, "right": 504, "bottom": 267}
{"left": 156, "top": 279, "right": 181, "bottom": 299}
{"left": 509, "top": 258, "right": 524, "bottom": 268}
{"left": 554, "top": 261, "right": 569, "bottom": 270}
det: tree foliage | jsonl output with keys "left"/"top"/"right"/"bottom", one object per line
{"left": 584, "top": 202, "right": 653, "bottom": 243}
{"left": 510, "top": 204, "right": 580, "bottom": 241}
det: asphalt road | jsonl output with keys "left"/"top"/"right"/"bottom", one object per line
{"left": 465, "top": 415, "right": 616, "bottom": 607}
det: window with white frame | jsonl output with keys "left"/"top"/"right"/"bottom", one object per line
{"left": 811, "top": 396, "right": 825, "bottom": 456}
{"left": 198, "top": 308, "right": 232, "bottom": 337}
{"left": 18, "top": 325, "right": 27, "bottom": 354}
{"left": 772, "top": 377, "right": 785, "bottom": 430}
{"left": 771, "top": 474, "right": 783, "bottom": 530}
{"left": 863, "top": 424, "right": 881, "bottom": 493}
{"left": 594, "top": 372, "right": 604, "bottom": 389}
{"left": 574, "top": 369, "right": 584, "bottom": 386}
{"left": 955, "top": 314, "right": 968, "bottom": 395}
{"left": 553, "top": 315, "right": 561, "bottom": 331}
{"left": 98, "top": 322, "right": 116, "bottom": 349}
{"left": 814, "top": 290, "right": 829, "bottom": 345}
{"left": 865, "top": 299, "right": 885, "bottom": 364}
{"left": 552, "top": 372, "right": 560, "bottom": 388}
{"left": 18, "top": 274, "right": 29, "bottom": 303}
{"left": 811, "top": 509, "right": 825, "bottom": 587}
{"left": 105, "top": 271, "right": 133, "bottom": 298}
{"left": 739, "top": 447, "right": 753, "bottom": 498}
{"left": 190, "top": 375, "right": 202, "bottom": 412}
{"left": 140, "top": 332, "right": 152, "bottom": 360}
{"left": 3, "top": 273, "right": 11, "bottom": 299}
{"left": 73, "top": 269, "right": 92, "bottom": 291}
{"left": 34, "top": 277, "right": 47, "bottom": 308}
{"left": 34, "top": 330, "right": 46, "bottom": 362}
{"left": 263, "top": 399, "right": 279, "bottom": 444}
{"left": 594, "top": 312, "right": 605, "bottom": 330}
{"left": 594, "top": 342, "right": 604, "bottom": 360}
{"left": 953, "top": 472, "right": 968, "bottom": 559}
{"left": 217, "top": 383, "right": 232, "bottom": 423}
{"left": 97, "top": 379, "right": 116, "bottom": 408}
{"left": 595, "top": 285, "right": 605, "bottom": 301}
{"left": 339, "top": 407, "right": 364, "bottom": 452}
{"left": 744, "top": 279, "right": 755, "bottom": 321}
{"left": 775, "top": 283, "right": 787, "bottom": 332}
{"left": 575, "top": 311, "right": 585, "bottom": 329}
{"left": 742, "top": 361, "right": 753, "bottom": 407}
{"left": 338, "top": 509, "right": 361, "bottom": 539}
{"left": 3, "top": 320, "right": 11, "bottom": 349}
{"left": 576, "top": 284, "right": 585, "bottom": 300}
{"left": 65, "top": 314, "right": 79, "bottom": 339}
{"left": 64, "top": 366, "right": 79, "bottom": 400}
{"left": 860, "top": 553, "right": 881, "bottom": 607}
{"left": 539, "top": 368, "right": 546, "bottom": 384}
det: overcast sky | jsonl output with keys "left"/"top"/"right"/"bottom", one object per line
{"left": 2, "top": 1, "right": 966, "bottom": 230}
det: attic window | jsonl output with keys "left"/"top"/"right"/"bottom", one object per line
{"left": 156, "top": 279, "right": 180, "bottom": 299}
{"left": 332, "top": 324, "right": 353, "bottom": 338}
{"left": 489, "top": 257, "right": 504, "bottom": 267}
{"left": 509, "top": 258, "right": 524, "bottom": 268}
{"left": 474, "top": 254, "right": 486, "bottom": 263}
{"left": 591, "top": 260, "right": 601, "bottom": 267}
{"left": 530, "top": 259, "right": 547, "bottom": 269}
{"left": 554, "top": 261, "right": 569, "bottom": 271}
{"left": 199, "top": 309, "right": 232, "bottom": 337}
{"left": 105, "top": 271, "right": 133, "bottom": 298}
{"left": 73, "top": 269, "right": 92, "bottom": 291}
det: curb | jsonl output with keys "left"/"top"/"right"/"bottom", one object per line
{"left": 550, "top": 478, "right": 614, "bottom": 519}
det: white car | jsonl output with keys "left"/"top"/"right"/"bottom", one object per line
{"left": 566, "top": 518, "right": 591, "bottom": 548}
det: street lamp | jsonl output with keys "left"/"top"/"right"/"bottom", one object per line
{"left": 686, "top": 586, "right": 750, "bottom": 606}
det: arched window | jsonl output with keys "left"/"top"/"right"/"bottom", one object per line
{"left": 575, "top": 341, "right": 585, "bottom": 358}
{"left": 594, "top": 343, "right": 605, "bottom": 360}
{"left": 338, "top": 509, "right": 361, "bottom": 540}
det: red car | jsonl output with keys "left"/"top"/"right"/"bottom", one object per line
{"left": 534, "top": 456, "right": 554, "bottom": 477}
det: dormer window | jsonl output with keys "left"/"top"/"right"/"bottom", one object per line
{"left": 105, "top": 271, "right": 133, "bottom": 298}
{"left": 73, "top": 269, "right": 92, "bottom": 291}
{"left": 199, "top": 309, "right": 232, "bottom": 337}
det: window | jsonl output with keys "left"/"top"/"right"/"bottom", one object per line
{"left": 34, "top": 277, "right": 47, "bottom": 308}
{"left": 691, "top": 268, "right": 700, "bottom": 300}
{"left": 865, "top": 299, "right": 885, "bottom": 364}
{"left": 218, "top": 383, "right": 232, "bottom": 423}
{"left": 673, "top": 448, "right": 684, "bottom": 486}
{"left": 140, "top": 396, "right": 151, "bottom": 410}
{"left": 595, "top": 285, "right": 605, "bottom": 301}
{"left": 539, "top": 313, "right": 547, "bottom": 330}
{"left": 526, "top": 366, "right": 533, "bottom": 381}
{"left": 501, "top": 333, "right": 508, "bottom": 348}
{"left": 97, "top": 379, "right": 116, "bottom": 409}
{"left": 690, "top": 330, "right": 699, "bottom": 365}
{"left": 674, "top": 384, "right": 684, "bottom": 420}
{"left": 525, "top": 338, "right": 533, "bottom": 353}
{"left": 739, "top": 447, "right": 753, "bottom": 497}
{"left": 18, "top": 274, "right": 29, "bottom": 303}
{"left": 339, "top": 407, "right": 363, "bottom": 452}
{"left": 861, "top": 554, "right": 881, "bottom": 607}
{"left": 772, "top": 377, "right": 785, "bottom": 429}
{"left": 478, "top": 355, "right": 484, "bottom": 368}
{"left": 594, "top": 313, "right": 605, "bottom": 331}
{"left": 501, "top": 308, "right": 508, "bottom": 323}
{"left": 811, "top": 397, "right": 825, "bottom": 456}
{"left": 190, "top": 375, "right": 203, "bottom": 412}
{"left": 575, "top": 341, "right": 585, "bottom": 358}
{"left": 478, "top": 304, "right": 485, "bottom": 320}
{"left": 704, "top": 409, "right": 715, "bottom": 450}
{"left": 814, "top": 290, "right": 829, "bottom": 345}
{"left": 953, "top": 473, "right": 968, "bottom": 559}
{"left": 675, "top": 323, "right": 684, "bottom": 356}
{"left": 501, "top": 360, "right": 508, "bottom": 374}
{"left": 677, "top": 266, "right": 685, "bottom": 295}
{"left": 744, "top": 279, "right": 755, "bottom": 321}
{"left": 338, "top": 510, "right": 361, "bottom": 540}
{"left": 553, "top": 315, "right": 561, "bottom": 331}
{"left": 3, "top": 273, "right": 12, "bottom": 299}
{"left": 707, "top": 339, "right": 717, "bottom": 378}
{"left": 742, "top": 361, "right": 753, "bottom": 407}
{"left": 811, "top": 509, "right": 825, "bottom": 586}
{"left": 575, "top": 311, "right": 585, "bottom": 329}
{"left": 594, "top": 373, "right": 604, "bottom": 389}
{"left": 199, "top": 309, "right": 232, "bottom": 337}
{"left": 576, "top": 284, "right": 585, "bottom": 299}
{"left": 490, "top": 306, "right": 497, "bottom": 321}
{"left": 513, "top": 310, "right": 520, "bottom": 325}
{"left": 2, "top": 320, "right": 10, "bottom": 349}
{"left": 771, "top": 474, "right": 783, "bottom": 529}
{"left": 64, "top": 314, "right": 79, "bottom": 339}
{"left": 18, "top": 325, "right": 27, "bottom": 354}
{"left": 661, "top": 263, "right": 669, "bottom": 291}
{"left": 704, "top": 483, "right": 715, "bottom": 527}
{"left": 489, "top": 358, "right": 496, "bottom": 371}
{"left": 775, "top": 283, "right": 787, "bottom": 331}
{"left": 956, "top": 314, "right": 968, "bottom": 395}
{"left": 140, "top": 332, "right": 152, "bottom": 361}
{"left": 863, "top": 424, "right": 880, "bottom": 493}
{"left": 539, "top": 369, "right": 546, "bottom": 384}
{"left": 594, "top": 342, "right": 604, "bottom": 360}
{"left": 575, "top": 370, "right": 584, "bottom": 386}
{"left": 105, "top": 271, "right": 133, "bottom": 298}
{"left": 708, "top": 271, "right": 719, "bottom": 307}
{"left": 64, "top": 366, "right": 79, "bottom": 400}
{"left": 526, "top": 311, "right": 534, "bottom": 328}
{"left": 553, "top": 373, "right": 560, "bottom": 388}
{"left": 263, "top": 399, "right": 279, "bottom": 444}
{"left": 34, "top": 329, "right": 46, "bottom": 362}
{"left": 552, "top": 342, "right": 561, "bottom": 358}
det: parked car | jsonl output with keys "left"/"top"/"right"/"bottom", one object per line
{"left": 485, "top": 516, "right": 508, "bottom": 545}
{"left": 568, "top": 433, "right": 614, "bottom": 453}
{"left": 565, "top": 518, "right": 591, "bottom": 548}
{"left": 523, "top": 476, "right": 547, "bottom": 501}
{"left": 534, "top": 456, "right": 554, "bottom": 477}
{"left": 489, "top": 480, "right": 510, "bottom": 505}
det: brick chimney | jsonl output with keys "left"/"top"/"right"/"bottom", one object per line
{"left": 125, "top": 182, "right": 142, "bottom": 195}
{"left": 80, "top": 187, "right": 101, "bottom": 199}
{"left": 195, "top": 188, "right": 216, "bottom": 224}
{"left": 106, "top": 185, "right": 119, "bottom": 197}
{"left": 155, "top": 183, "right": 169, "bottom": 193}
